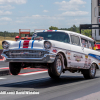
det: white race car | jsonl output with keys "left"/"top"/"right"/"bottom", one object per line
{"left": 1, "top": 30, "right": 100, "bottom": 79}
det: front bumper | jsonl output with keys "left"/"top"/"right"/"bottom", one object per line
{"left": 1, "top": 50, "right": 56, "bottom": 63}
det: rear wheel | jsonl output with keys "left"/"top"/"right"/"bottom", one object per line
{"left": 82, "top": 63, "right": 96, "bottom": 79}
{"left": 48, "top": 55, "right": 63, "bottom": 79}
{"left": 9, "top": 62, "right": 21, "bottom": 75}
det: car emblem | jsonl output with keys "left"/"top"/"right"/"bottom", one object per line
{"left": 20, "top": 52, "right": 29, "bottom": 54}
{"left": 38, "top": 52, "right": 41, "bottom": 56}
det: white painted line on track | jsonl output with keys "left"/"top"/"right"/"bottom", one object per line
{"left": 0, "top": 67, "right": 9, "bottom": 70}
{"left": 74, "top": 91, "right": 100, "bottom": 100}
{"left": 0, "top": 78, "right": 6, "bottom": 80}
{"left": 19, "top": 70, "right": 48, "bottom": 76}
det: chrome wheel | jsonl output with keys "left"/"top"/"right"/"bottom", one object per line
{"left": 82, "top": 63, "right": 96, "bottom": 79}
{"left": 48, "top": 55, "right": 63, "bottom": 79}
{"left": 90, "top": 64, "right": 96, "bottom": 76}
{"left": 56, "top": 59, "right": 62, "bottom": 73}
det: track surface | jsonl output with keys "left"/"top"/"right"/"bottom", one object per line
{"left": 0, "top": 61, "right": 100, "bottom": 100}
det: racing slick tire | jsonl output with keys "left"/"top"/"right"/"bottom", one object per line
{"left": 48, "top": 55, "right": 63, "bottom": 79}
{"left": 9, "top": 62, "right": 21, "bottom": 75}
{"left": 82, "top": 63, "right": 96, "bottom": 79}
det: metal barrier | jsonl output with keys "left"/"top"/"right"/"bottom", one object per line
{"left": 0, "top": 49, "right": 3, "bottom": 59}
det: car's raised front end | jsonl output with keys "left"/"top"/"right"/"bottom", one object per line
{"left": 1, "top": 40, "right": 56, "bottom": 63}
{"left": 1, "top": 30, "right": 70, "bottom": 77}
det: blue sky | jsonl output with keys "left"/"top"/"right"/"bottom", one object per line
{"left": 0, "top": 0, "right": 91, "bottom": 32}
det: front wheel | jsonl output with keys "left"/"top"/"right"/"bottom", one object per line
{"left": 82, "top": 63, "right": 96, "bottom": 79}
{"left": 9, "top": 62, "right": 21, "bottom": 75}
{"left": 48, "top": 55, "right": 63, "bottom": 79}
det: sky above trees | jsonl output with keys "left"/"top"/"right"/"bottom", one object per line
{"left": 0, "top": 0, "right": 91, "bottom": 32}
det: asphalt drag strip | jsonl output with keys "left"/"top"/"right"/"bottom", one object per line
{"left": 0, "top": 70, "right": 100, "bottom": 100}
{"left": 0, "top": 61, "right": 48, "bottom": 76}
{"left": 0, "top": 66, "right": 48, "bottom": 76}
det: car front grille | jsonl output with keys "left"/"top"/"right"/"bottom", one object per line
{"left": 4, "top": 50, "right": 49, "bottom": 58}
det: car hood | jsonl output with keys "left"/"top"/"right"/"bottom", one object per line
{"left": 3, "top": 40, "right": 45, "bottom": 50}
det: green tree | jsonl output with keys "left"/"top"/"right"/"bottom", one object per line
{"left": 49, "top": 26, "right": 58, "bottom": 30}
{"left": 81, "top": 30, "right": 91, "bottom": 37}
{"left": 54, "top": 25, "right": 92, "bottom": 37}
{"left": 67, "top": 25, "right": 79, "bottom": 32}
{"left": 59, "top": 25, "right": 80, "bottom": 33}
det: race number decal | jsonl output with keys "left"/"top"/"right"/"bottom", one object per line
{"left": 73, "top": 54, "right": 83, "bottom": 62}
{"left": 66, "top": 51, "right": 71, "bottom": 60}
{"left": 88, "top": 59, "right": 91, "bottom": 66}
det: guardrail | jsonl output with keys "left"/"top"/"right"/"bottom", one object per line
{"left": 0, "top": 49, "right": 3, "bottom": 59}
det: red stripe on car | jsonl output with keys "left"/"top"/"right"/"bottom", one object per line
{"left": 23, "top": 40, "right": 30, "bottom": 48}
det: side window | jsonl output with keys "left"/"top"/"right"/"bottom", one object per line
{"left": 71, "top": 35, "right": 80, "bottom": 46}
{"left": 89, "top": 41, "right": 95, "bottom": 50}
{"left": 63, "top": 34, "right": 70, "bottom": 43}
{"left": 81, "top": 38, "right": 88, "bottom": 48}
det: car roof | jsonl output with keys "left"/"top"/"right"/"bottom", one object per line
{"left": 35, "top": 30, "right": 94, "bottom": 42}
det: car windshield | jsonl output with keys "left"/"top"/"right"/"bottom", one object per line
{"left": 31, "top": 32, "right": 70, "bottom": 43}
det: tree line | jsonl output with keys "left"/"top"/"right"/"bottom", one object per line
{"left": 0, "top": 31, "right": 19, "bottom": 37}
{"left": 0, "top": 31, "right": 33, "bottom": 37}
{"left": 49, "top": 25, "right": 92, "bottom": 37}
{"left": 0, "top": 25, "right": 92, "bottom": 38}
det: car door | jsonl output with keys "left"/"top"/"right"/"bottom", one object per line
{"left": 81, "top": 38, "right": 90, "bottom": 68}
{"left": 81, "top": 39, "right": 95, "bottom": 68}
{"left": 70, "top": 35, "right": 84, "bottom": 68}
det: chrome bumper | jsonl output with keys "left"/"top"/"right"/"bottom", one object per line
{"left": 1, "top": 53, "right": 56, "bottom": 63}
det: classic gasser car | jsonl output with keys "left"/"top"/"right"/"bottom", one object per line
{"left": 1, "top": 30, "right": 100, "bottom": 79}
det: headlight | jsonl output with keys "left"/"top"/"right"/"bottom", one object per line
{"left": 44, "top": 41, "right": 51, "bottom": 49}
{"left": 2, "top": 41, "right": 9, "bottom": 49}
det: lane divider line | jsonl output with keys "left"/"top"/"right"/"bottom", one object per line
{"left": 19, "top": 70, "right": 48, "bottom": 76}
{"left": 0, "top": 78, "right": 6, "bottom": 80}
{"left": 0, "top": 67, "right": 48, "bottom": 76}
{"left": 0, "top": 67, "right": 47, "bottom": 70}
{"left": 0, "top": 67, "right": 9, "bottom": 70}
{"left": 23, "top": 68, "right": 47, "bottom": 70}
